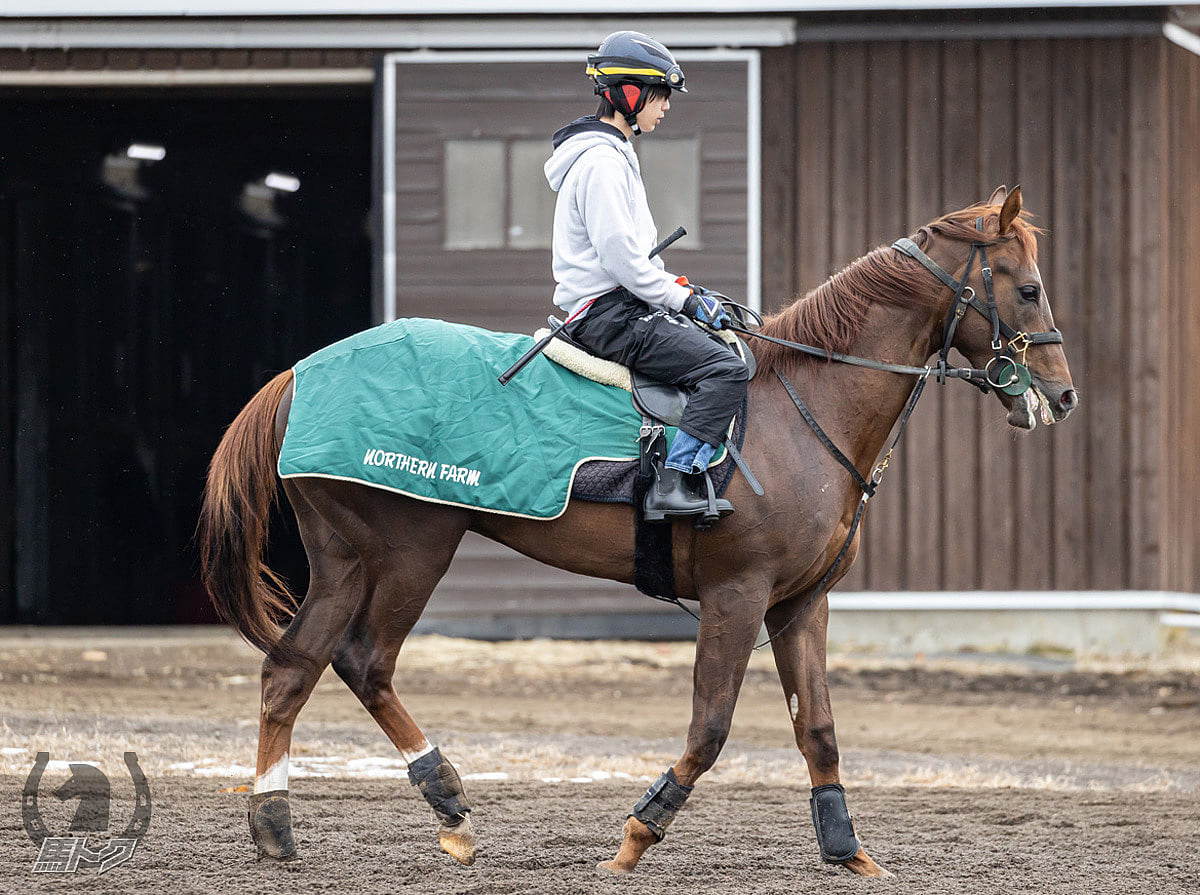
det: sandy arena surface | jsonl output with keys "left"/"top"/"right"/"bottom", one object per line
{"left": 0, "top": 628, "right": 1197, "bottom": 894}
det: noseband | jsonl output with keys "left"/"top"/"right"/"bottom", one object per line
{"left": 892, "top": 219, "right": 1063, "bottom": 396}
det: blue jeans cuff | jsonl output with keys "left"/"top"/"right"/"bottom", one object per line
{"left": 664, "top": 431, "right": 718, "bottom": 473}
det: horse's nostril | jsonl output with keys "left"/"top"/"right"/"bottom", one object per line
{"left": 1059, "top": 389, "right": 1078, "bottom": 411}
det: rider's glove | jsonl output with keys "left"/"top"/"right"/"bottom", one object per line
{"left": 680, "top": 282, "right": 730, "bottom": 330}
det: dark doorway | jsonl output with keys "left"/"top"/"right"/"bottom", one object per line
{"left": 0, "top": 88, "right": 373, "bottom": 625}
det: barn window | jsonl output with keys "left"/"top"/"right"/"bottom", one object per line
{"left": 508, "top": 140, "right": 556, "bottom": 249}
{"left": 443, "top": 140, "right": 507, "bottom": 250}
{"left": 442, "top": 136, "right": 701, "bottom": 251}
{"left": 640, "top": 138, "right": 702, "bottom": 249}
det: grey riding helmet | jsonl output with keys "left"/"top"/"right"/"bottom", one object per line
{"left": 586, "top": 31, "right": 687, "bottom": 133}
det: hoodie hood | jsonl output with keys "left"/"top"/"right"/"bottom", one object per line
{"left": 551, "top": 114, "right": 626, "bottom": 149}
{"left": 544, "top": 116, "right": 633, "bottom": 192}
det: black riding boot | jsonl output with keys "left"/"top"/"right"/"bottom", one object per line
{"left": 643, "top": 463, "right": 733, "bottom": 524}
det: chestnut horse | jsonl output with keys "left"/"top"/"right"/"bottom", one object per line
{"left": 199, "top": 187, "right": 1077, "bottom": 876}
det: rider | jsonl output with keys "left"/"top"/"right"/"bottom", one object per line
{"left": 543, "top": 30, "right": 749, "bottom": 521}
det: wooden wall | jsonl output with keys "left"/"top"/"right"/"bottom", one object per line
{"left": 1162, "top": 40, "right": 1200, "bottom": 592}
{"left": 761, "top": 35, "right": 1187, "bottom": 593}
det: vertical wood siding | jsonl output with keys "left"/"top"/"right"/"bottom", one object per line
{"left": 1162, "top": 41, "right": 1200, "bottom": 592}
{"left": 762, "top": 36, "right": 1188, "bottom": 592}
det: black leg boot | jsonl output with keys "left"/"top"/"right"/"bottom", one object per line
{"left": 643, "top": 462, "right": 733, "bottom": 523}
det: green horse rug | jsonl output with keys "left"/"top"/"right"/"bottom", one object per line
{"left": 277, "top": 317, "right": 734, "bottom": 520}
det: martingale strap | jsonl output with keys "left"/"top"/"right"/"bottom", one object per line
{"left": 755, "top": 365, "right": 930, "bottom": 650}
{"left": 775, "top": 368, "right": 874, "bottom": 498}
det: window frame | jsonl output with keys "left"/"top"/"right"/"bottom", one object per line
{"left": 380, "top": 48, "right": 761, "bottom": 319}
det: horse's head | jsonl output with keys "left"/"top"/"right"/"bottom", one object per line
{"left": 920, "top": 186, "right": 1078, "bottom": 430}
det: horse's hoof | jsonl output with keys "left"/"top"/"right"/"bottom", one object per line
{"left": 596, "top": 859, "right": 633, "bottom": 875}
{"left": 842, "top": 847, "right": 891, "bottom": 878}
{"left": 248, "top": 790, "right": 298, "bottom": 861}
{"left": 438, "top": 816, "right": 476, "bottom": 866}
{"left": 597, "top": 816, "right": 656, "bottom": 875}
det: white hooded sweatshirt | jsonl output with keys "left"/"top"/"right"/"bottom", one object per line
{"left": 543, "top": 117, "right": 691, "bottom": 320}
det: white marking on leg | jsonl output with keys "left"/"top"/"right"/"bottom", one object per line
{"left": 789, "top": 693, "right": 799, "bottom": 722}
{"left": 255, "top": 752, "right": 288, "bottom": 794}
{"left": 401, "top": 741, "right": 435, "bottom": 765}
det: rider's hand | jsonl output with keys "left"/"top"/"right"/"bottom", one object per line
{"left": 681, "top": 284, "right": 730, "bottom": 330}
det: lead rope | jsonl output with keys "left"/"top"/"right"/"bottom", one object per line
{"left": 752, "top": 365, "right": 930, "bottom": 651}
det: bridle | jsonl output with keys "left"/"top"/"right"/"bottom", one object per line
{"left": 723, "top": 218, "right": 1066, "bottom": 649}
{"left": 892, "top": 219, "right": 1063, "bottom": 396}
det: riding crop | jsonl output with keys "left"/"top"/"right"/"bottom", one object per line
{"left": 497, "top": 226, "right": 688, "bottom": 385}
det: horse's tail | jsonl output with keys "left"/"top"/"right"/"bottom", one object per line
{"left": 198, "top": 370, "right": 296, "bottom": 655}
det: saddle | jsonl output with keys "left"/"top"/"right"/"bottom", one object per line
{"left": 537, "top": 318, "right": 762, "bottom": 510}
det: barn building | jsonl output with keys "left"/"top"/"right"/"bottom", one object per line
{"left": 2, "top": 2, "right": 1198, "bottom": 647}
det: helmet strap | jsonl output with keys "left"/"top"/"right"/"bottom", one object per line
{"left": 603, "top": 84, "right": 648, "bottom": 136}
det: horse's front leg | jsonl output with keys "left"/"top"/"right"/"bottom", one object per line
{"left": 599, "top": 579, "right": 766, "bottom": 875}
{"left": 765, "top": 594, "right": 890, "bottom": 877}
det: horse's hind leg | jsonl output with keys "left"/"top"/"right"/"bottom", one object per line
{"left": 765, "top": 595, "right": 889, "bottom": 877}
{"left": 326, "top": 489, "right": 476, "bottom": 865}
{"left": 251, "top": 481, "right": 364, "bottom": 860}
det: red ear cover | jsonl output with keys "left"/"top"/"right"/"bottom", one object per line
{"left": 603, "top": 84, "right": 645, "bottom": 116}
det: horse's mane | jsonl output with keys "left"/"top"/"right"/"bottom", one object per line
{"left": 752, "top": 204, "right": 1043, "bottom": 376}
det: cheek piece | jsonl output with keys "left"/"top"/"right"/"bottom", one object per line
{"left": 602, "top": 84, "right": 650, "bottom": 135}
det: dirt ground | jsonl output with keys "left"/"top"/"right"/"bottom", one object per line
{"left": 0, "top": 628, "right": 1197, "bottom": 894}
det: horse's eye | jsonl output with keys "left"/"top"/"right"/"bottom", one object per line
{"left": 1019, "top": 284, "right": 1040, "bottom": 302}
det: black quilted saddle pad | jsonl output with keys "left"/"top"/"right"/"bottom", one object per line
{"left": 570, "top": 398, "right": 748, "bottom": 507}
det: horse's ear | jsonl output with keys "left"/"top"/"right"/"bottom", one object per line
{"left": 998, "top": 185, "right": 1022, "bottom": 235}
{"left": 987, "top": 185, "right": 1008, "bottom": 206}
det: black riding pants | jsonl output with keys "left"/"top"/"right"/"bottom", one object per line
{"left": 569, "top": 289, "right": 750, "bottom": 446}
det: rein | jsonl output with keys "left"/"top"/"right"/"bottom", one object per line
{"left": 744, "top": 223, "right": 1062, "bottom": 650}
